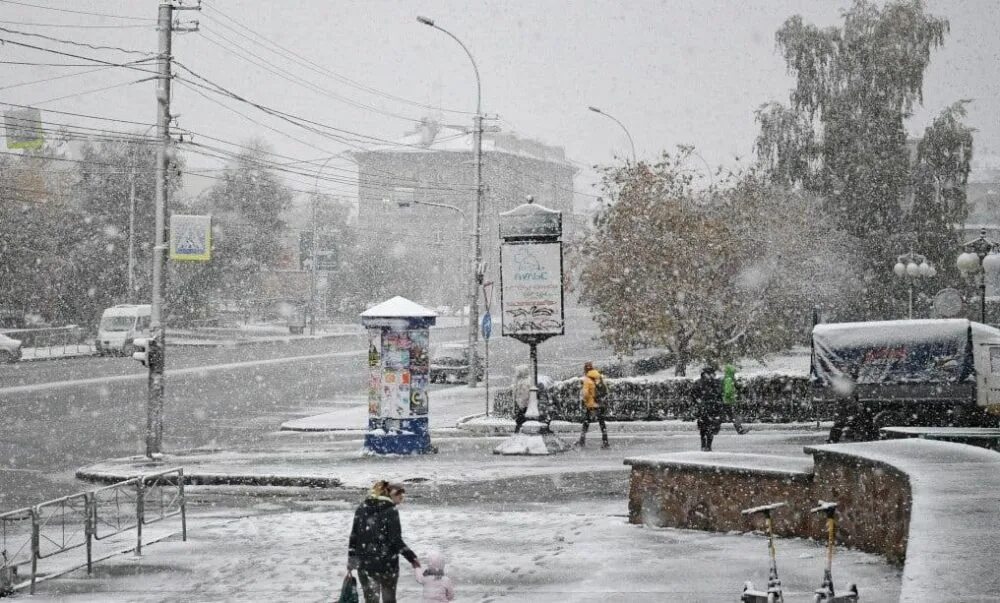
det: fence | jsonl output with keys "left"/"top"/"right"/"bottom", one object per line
{"left": 2, "top": 326, "right": 93, "bottom": 359}
{"left": 0, "top": 467, "right": 186, "bottom": 595}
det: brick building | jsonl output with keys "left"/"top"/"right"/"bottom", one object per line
{"left": 349, "top": 119, "right": 580, "bottom": 307}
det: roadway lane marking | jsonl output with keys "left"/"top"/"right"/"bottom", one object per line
{"left": 0, "top": 349, "right": 367, "bottom": 396}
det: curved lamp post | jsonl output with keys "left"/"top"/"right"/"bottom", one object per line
{"left": 587, "top": 105, "right": 636, "bottom": 164}
{"left": 398, "top": 198, "right": 468, "bottom": 297}
{"left": 893, "top": 251, "right": 935, "bottom": 319}
{"left": 418, "top": 15, "right": 484, "bottom": 387}
{"left": 307, "top": 155, "right": 339, "bottom": 335}
{"left": 957, "top": 228, "right": 1000, "bottom": 324}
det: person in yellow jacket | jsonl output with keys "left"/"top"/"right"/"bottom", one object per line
{"left": 578, "top": 361, "right": 609, "bottom": 448}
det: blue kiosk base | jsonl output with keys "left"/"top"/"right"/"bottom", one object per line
{"left": 363, "top": 417, "right": 434, "bottom": 455}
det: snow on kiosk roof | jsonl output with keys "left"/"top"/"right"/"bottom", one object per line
{"left": 360, "top": 296, "right": 437, "bottom": 329}
{"left": 812, "top": 318, "right": 1000, "bottom": 348}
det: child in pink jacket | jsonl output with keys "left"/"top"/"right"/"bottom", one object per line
{"left": 414, "top": 550, "right": 454, "bottom": 602}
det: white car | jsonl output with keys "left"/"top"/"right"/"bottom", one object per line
{"left": 0, "top": 333, "right": 23, "bottom": 363}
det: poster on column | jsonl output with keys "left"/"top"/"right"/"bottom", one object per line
{"left": 367, "top": 334, "right": 381, "bottom": 416}
{"left": 408, "top": 329, "right": 429, "bottom": 415}
{"left": 382, "top": 331, "right": 412, "bottom": 418}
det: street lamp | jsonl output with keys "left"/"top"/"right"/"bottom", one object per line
{"left": 893, "top": 251, "right": 935, "bottom": 319}
{"left": 398, "top": 199, "right": 468, "bottom": 309}
{"left": 418, "top": 15, "right": 484, "bottom": 387}
{"left": 957, "top": 228, "right": 1000, "bottom": 324}
{"left": 309, "top": 155, "right": 339, "bottom": 336}
{"left": 587, "top": 105, "right": 637, "bottom": 164}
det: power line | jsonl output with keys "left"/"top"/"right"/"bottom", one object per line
{"left": 197, "top": 28, "right": 424, "bottom": 125}
{"left": 199, "top": 0, "right": 472, "bottom": 117}
{"left": 173, "top": 61, "right": 443, "bottom": 150}
{"left": 0, "top": 101, "right": 156, "bottom": 128}
{"left": 0, "top": 37, "right": 161, "bottom": 74}
{"left": 27, "top": 78, "right": 150, "bottom": 106}
{"left": 0, "top": 0, "right": 154, "bottom": 22}
{"left": 0, "top": 58, "right": 155, "bottom": 91}
{"left": 0, "top": 19, "right": 150, "bottom": 29}
{"left": 0, "top": 25, "right": 154, "bottom": 56}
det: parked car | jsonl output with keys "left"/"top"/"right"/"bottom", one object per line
{"left": 430, "top": 342, "right": 485, "bottom": 384}
{"left": 0, "top": 333, "right": 23, "bottom": 363}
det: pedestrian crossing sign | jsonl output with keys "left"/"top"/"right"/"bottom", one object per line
{"left": 169, "top": 214, "right": 212, "bottom": 261}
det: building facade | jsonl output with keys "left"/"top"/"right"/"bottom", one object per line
{"left": 350, "top": 120, "right": 579, "bottom": 308}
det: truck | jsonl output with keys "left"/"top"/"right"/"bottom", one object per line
{"left": 811, "top": 318, "right": 1000, "bottom": 437}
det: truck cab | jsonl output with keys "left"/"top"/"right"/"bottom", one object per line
{"left": 96, "top": 304, "right": 152, "bottom": 356}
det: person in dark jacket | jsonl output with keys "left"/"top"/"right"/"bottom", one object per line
{"left": 692, "top": 365, "right": 724, "bottom": 451}
{"left": 348, "top": 480, "right": 420, "bottom": 603}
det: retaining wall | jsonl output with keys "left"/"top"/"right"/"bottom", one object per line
{"left": 625, "top": 439, "right": 1000, "bottom": 600}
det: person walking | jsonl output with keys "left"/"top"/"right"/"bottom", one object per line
{"left": 348, "top": 480, "right": 420, "bottom": 603}
{"left": 413, "top": 550, "right": 455, "bottom": 602}
{"left": 578, "top": 361, "right": 610, "bottom": 448}
{"left": 512, "top": 365, "right": 532, "bottom": 434}
{"left": 722, "top": 363, "right": 749, "bottom": 435}
{"left": 692, "top": 365, "right": 724, "bottom": 451}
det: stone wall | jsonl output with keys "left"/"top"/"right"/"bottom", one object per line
{"left": 810, "top": 451, "right": 911, "bottom": 564}
{"left": 625, "top": 452, "right": 911, "bottom": 564}
{"left": 627, "top": 463, "right": 815, "bottom": 538}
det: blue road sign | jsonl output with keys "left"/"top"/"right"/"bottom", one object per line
{"left": 481, "top": 312, "right": 493, "bottom": 340}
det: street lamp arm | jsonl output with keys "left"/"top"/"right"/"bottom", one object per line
{"left": 412, "top": 198, "right": 466, "bottom": 219}
{"left": 418, "top": 17, "right": 481, "bottom": 114}
{"left": 588, "top": 105, "right": 636, "bottom": 163}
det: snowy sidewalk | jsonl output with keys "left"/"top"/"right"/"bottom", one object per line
{"left": 24, "top": 499, "right": 902, "bottom": 603}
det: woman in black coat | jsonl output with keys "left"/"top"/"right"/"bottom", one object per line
{"left": 348, "top": 481, "right": 420, "bottom": 603}
{"left": 692, "top": 366, "right": 724, "bottom": 451}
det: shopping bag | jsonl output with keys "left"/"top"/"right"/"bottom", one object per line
{"left": 338, "top": 572, "right": 359, "bottom": 603}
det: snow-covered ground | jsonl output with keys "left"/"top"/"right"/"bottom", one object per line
{"left": 28, "top": 499, "right": 901, "bottom": 602}
{"left": 22, "top": 350, "right": 908, "bottom": 602}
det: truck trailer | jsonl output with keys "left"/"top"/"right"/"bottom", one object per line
{"left": 811, "top": 318, "right": 1000, "bottom": 437}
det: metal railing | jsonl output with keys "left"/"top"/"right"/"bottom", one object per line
{"left": 0, "top": 467, "right": 186, "bottom": 595}
{"left": 2, "top": 326, "right": 94, "bottom": 359}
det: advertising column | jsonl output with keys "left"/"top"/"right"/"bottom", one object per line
{"left": 360, "top": 297, "right": 437, "bottom": 455}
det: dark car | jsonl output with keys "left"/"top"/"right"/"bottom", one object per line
{"left": 429, "top": 342, "right": 485, "bottom": 384}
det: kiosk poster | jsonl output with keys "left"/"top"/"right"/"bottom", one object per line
{"left": 500, "top": 241, "right": 564, "bottom": 337}
{"left": 367, "top": 334, "right": 381, "bottom": 416}
{"left": 408, "top": 329, "right": 430, "bottom": 415}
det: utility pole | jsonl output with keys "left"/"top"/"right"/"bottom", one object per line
{"left": 468, "top": 111, "right": 483, "bottom": 387}
{"left": 309, "top": 197, "right": 317, "bottom": 335}
{"left": 147, "top": 1, "right": 198, "bottom": 458}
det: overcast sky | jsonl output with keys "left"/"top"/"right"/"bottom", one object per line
{"left": 2, "top": 0, "right": 998, "bottom": 204}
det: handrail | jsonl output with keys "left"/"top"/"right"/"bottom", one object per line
{"left": 0, "top": 467, "right": 187, "bottom": 595}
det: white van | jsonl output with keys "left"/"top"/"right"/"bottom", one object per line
{"left": 96, "top": 304, "right": 152, "bottom": 356}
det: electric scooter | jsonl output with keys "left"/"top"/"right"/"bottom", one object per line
{"left": 810, "top": 501, "right": 858, "bottom": 602}
{"left": 740, "top": 502, "right": 786, "bottom": 603}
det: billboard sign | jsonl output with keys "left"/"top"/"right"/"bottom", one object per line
{"left": 499, "top": 241, "right": 564, "bottom": 338}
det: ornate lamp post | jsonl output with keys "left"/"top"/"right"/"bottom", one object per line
{"left": 893, "top": 251, "right": 935, "bottom": 319}
{"left": 956, "top": 228, "right": 1000, "bottom": 324}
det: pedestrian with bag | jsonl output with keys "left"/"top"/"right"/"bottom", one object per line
{"left": 578, "top": 361, "right": 610, "bottom": 448}
{"left": 413, "top": 549, "right": 455, "bottom": 602}
{"left": 348, "top": 480, "right": 421, "bottom": 603}
{"left": 692, "top": 365, "right": 724, "bottom": 451}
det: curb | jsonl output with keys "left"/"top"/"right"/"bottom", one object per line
{"left": 75, "top": 466, "right": 342, "bottom": 488}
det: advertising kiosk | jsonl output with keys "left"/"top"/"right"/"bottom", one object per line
{"left": 360, "top": 296, "right": 437, "bottom": 455}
